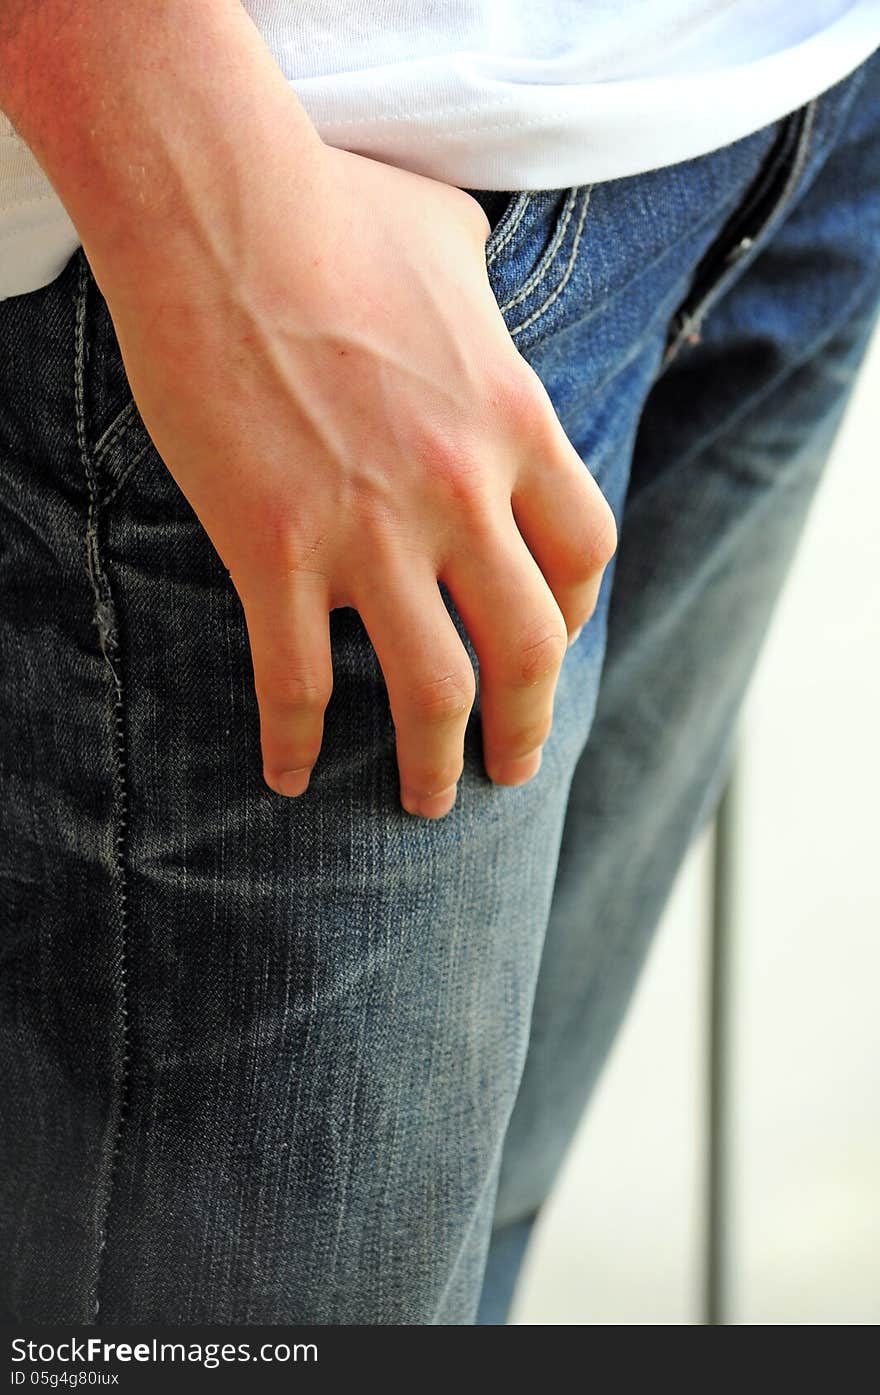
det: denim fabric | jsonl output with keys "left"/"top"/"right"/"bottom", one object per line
{"left": 1, "top": 48, "right": 878, "bottom": 1325}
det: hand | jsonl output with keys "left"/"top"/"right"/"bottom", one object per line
{"left": 97, "top": 142, "right": 617, "bottom": 818}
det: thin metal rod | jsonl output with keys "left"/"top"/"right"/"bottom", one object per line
{"left": 705, "top": 753, "right": 739, "bottom": 1325}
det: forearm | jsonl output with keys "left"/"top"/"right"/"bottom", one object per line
{"left": 0, "top": 0, "right": 327, "bottom": 290}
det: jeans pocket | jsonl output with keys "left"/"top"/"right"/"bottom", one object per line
{"left": 664, "top": 96, "right": 819, "bottom": 363}
{"left": 460, "top": 187, "right": 523, "bottom": 244}
{"left": 76, "top": 249, "right": 158, "bottom": 508}
{"left": 464, "top": 185, "right": 594, "bottom": 353}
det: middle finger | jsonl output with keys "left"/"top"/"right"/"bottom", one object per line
{"left": 441, "top": 509, "right": 569, "bottom": 786}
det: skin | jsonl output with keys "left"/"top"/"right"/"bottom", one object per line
{"left": 1, "top": 0, "right": 617, "bottom": 818}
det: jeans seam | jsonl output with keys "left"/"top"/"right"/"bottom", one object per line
{"left": 693, "top": 99, "right": 816, "bottom": 330}
{"left": 74, "top": 253, "right": 132, "bottom": 1324}
{"left": 99, "top": 436, "right": 154, "bottom": 510}
{"left": 485, "top": 192, "right": 531, "bottom": 266}
{"left": 92, "top": 399, "right": 155, "bottom": 509}
{"left": 552, "top": 145, "right": 803, "bottom": 362}
{"left": 508, "top": 186, "right": 592, "bottom": 338}
{"left": 498, "top": 186, "right": 581, "bottom": 314}
{"left": 93, "top": 398, "right": 138, "bottom": 463}
{"left": 664, "top": 98, "right": 819, "bottom": 362}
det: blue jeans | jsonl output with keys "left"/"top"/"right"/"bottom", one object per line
{"left": 1, "top": 49, "right": 878, "bottom": 1324}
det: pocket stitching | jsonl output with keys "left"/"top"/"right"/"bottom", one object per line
{"left": 98, "top": 434, "right": 154, "bottom": 510}
{"left": 498, "top": 185, "right": 583, "bottom": 315}
{"left": 485, "top": 192, "right": 532, "bottom": 266}
{"left": 91, "top": 389, "right": 155, "bottom": 509}
{"left": 508, "top": 186, "right": 592, "bottom": 339}
{"left": 93, "top": 396, "right": 138, "bottom": 467}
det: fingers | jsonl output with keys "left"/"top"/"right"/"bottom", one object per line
{"left": 510, "top": 419, "right": 618, "bottom": 640}
{"left": 441, "top": 512, "right": 569, "bottom": 787}
{"left": 353, "top": 553, "right": 476, "bottom": 820}
{"left": 237, "top": 394, "right": 615, "bottom": 816}
{"left": 239, "top": 567, "right": 334, "bottom": 797}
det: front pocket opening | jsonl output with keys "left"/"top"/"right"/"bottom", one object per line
{"left": 485, "top": 191, "right": 533, "bottom": 266}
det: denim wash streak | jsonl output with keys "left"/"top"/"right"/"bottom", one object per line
{"left": 1, "top": 48, "right": 879, "bottom": 1324}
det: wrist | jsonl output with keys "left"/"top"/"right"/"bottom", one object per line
{"left": 0, "top": 0, "right": 327, "bottom": 292}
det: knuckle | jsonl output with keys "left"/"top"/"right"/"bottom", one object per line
{"left": 499, "top": 715, "right": 553, "bottom": 759}
{"left": 269, "top": 745, "right": 323, "bottom": 774}
{"left": 589, "top": 503, "right": 618, "bottom": 570}
{"left": 575, "top": 591, "right": 600, "bottom": 628}
{"left": 560, "top": 501, "right": 618, "bottom": 583}
{"left": 412, "top": 422, "right": 471, "bottom": 479}
{"left": 408, "top": 668, "right": 475, "bottom": 724}
{"left": 512, "top": 625, "right": 568, "bottom": 686}
{"left": 406, "top": 761, "right": 464, "bottom": 796}
{"left": 457, "top": 188, "right": 492, "bottom": 241}
{"left": 256, "top": 512, "right": 322, "bottom": 574}
{"left": 495, "top": 361, "right": 550, "bottom": 433}
{"left": 261, "top": 665, "right": 331, "bottom": 712}
{"left": 416, "top": 429, "right": 491, "bottom": 512}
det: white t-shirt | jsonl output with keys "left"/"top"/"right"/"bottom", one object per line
{"left": 1, "top": 0, "right": 879, "bottom": 300}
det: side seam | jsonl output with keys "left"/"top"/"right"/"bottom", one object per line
{"left": 73, "top": 251, "right": 132, "bottom": 1324}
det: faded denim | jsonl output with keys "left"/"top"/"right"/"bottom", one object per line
{"left": 1, "top": 48, "right": 879, "bottom": 1324}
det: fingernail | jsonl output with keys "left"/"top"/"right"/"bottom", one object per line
{"left": 269, "top": 767, "right": 312, "bottom": 797}
{"left": 567, "top": 625, "right": 583, "bottom": 648}
{"left": 491, "top": 747, "right": 543, "bottom": 786}
{"left": 400, "top": 782, "right": 458, "bottom": 819}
